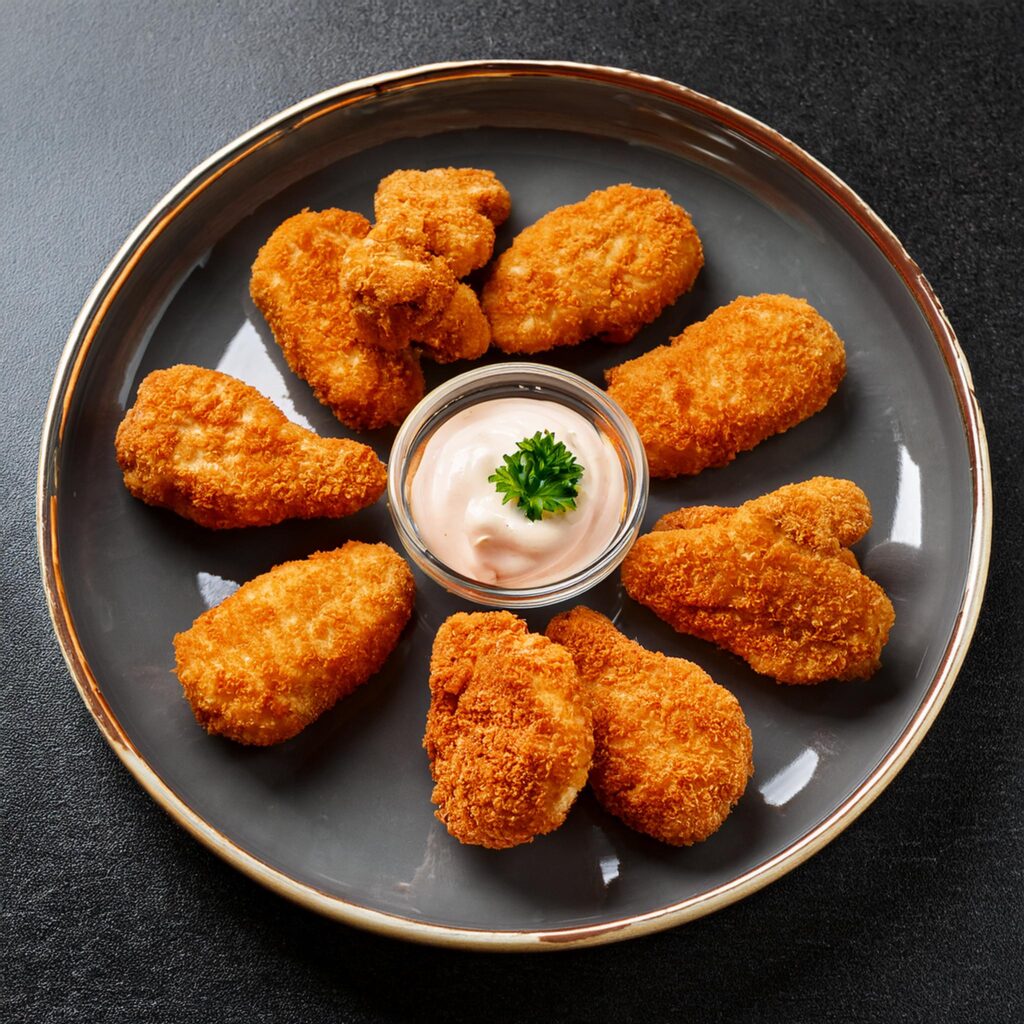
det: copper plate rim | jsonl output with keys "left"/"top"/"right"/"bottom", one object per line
{"left": 36, "top": 59, "right": 992, "bottom": 952}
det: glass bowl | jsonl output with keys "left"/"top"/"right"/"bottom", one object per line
{"left": 387, "top": 363, "right": 649, "bottom": 608}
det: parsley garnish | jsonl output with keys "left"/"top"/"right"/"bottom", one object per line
{"left": 488, "top": 431, "right": 585, "bottom": 522}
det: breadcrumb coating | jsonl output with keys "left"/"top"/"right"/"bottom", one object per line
{"left": 546, "top": 607, "right": 753, "bottom": 846}
{"left": 374, "top": 167, "right": 511, "bottom": 279}
{"left": 605, "top": 293, "right": 846, "bottom": 478}
{"left": 174, "top": 542, "right": 414, "bottom": 745}
{"left": 622, "top": 478, "right": 895, "bottom": 684}
{"left": 339, "top": 212, "right": 459, "bottom": 350}
{"left": 418, "top": 282, "right": 492, "bottom": 364}
{"left": 249, "top": 208, "right": 424, "bottom": 431}
{"left": 481, "top": 184, "right": 703, "bottom": 353}
{"left": 337, "top": 167, "right": 509, "bottom": 361}
{"left": 339, "top": 213, "right": 490, "bottom": 362}
{"left": 424, "top": 612, "right": 594, "bottom": 849}
{"left": 114, "top": 365, "right": 386, "bottom": 529}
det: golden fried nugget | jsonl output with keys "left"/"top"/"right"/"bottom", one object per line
{"left": 339, "top": 210, "right": 493, "bottom": 362}
{"left": 339, "top": 212, "right": 458, "bottom": 350}
{"left": 174, "top": 542, "right": 414, "bottom": 745}
{"left": 374, "top": 167, "right": 511, "bottom": 278}
{"left": 605, "top": 294, "right": 846, "bottom": 478}
{"left": 424, "top": 612, "right": 594, "bottom": 849}
{"left": 621, "top": 478, "right": 894, "bottom": 684}
{"left": 338, "top": 213, "right": 490, "bottom": 362}
{"left": 419, "top": 282, "right": 491, "bottom": 363}
{"left": 114, "top": 365, "right": 386, "bottom": 529}
{"left": 249, "top": 208, "right": 424, "bottom": 431}
{"left": 547, "top": 608, "right": 753, "bottom": 846}
{"left": 481, "top": 184, "right": 703, "bottom": 353}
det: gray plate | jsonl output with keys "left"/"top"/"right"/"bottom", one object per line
{"left": 37, "top": 62, "right": 990, "bottom": 950}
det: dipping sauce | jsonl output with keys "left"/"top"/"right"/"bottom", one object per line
{"left": 409, "top": 398, "right": 626, "bottom": 587}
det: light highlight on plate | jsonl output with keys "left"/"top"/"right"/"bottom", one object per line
{"left": 889, "top": 444, "right": 923, "bottom": 549}
{"left": 196, "top": 571, "right": 239, "bottom": 609}
{"left": 599, "top": 854, "right": 621, "bottom": 886}
{"left": 216, "top": 319, "right": 314, "bottom": 429}
{"left": 760, "top": 748, "right": 820, "bottom": 807}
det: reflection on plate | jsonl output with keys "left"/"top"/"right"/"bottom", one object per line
{"left": 37, "top": 61, "right": 990, "bottom": 950}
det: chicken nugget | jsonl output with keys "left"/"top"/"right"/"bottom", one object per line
{"left": 424, "top": 611, "right": 593, "bottom": 849}
{"left": 114, "top": 365, "right": 386, "bottom": 529}
{"left": 249, "top": 208, "right": 424, "bottom": 431}
{"left": 174, "top": 542, "right": 415, "bottom": 745}
{"left": 481, "top": 184, "right": 703, "bottom": 353}
{"left": 605, "top": 294, "right": 846, "bottom": 478}
{"left": 621, "top": 478, "right": 895, "bottom": 684}
{"left": 417, "top": 282, "right": 491, "bottom": 363}
{"left": 653, "top": 475, "right": 873, "bottom": 552}
{"left": 374, "top": 167, "right": 511, "bottom": 278}
{"left": 547, "top": 607, "right": 752, "bottom": 846}
{"left": 339, "top": 212, "right": 459, "bottom": 351}
{"left": 339, "top": 210, "right": 492, "bottom": 362}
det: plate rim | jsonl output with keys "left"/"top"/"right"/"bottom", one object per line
{"left": 36, "top": 58, "right": 993, "bottom": 951}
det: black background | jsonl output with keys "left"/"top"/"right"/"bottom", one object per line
{"left": 3, "top": 2, "right": 1021, "bottom": 1022}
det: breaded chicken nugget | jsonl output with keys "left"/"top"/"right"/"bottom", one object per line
{"left": 605, "top": 294, "right": 846, "bottom": 478}
{"left": 339, "top": 212, "right": 458, "bottom": 350}
{"left": 418, "top": 282, "right": 492, "bottom": 364}
{"left": 249, "top": 208, "right": 424, "bottom": 431}
{"left": 481, "top": 184, "right": 703, "bottom": 354}
{"left": 424, "top": 612, "right": 593, "bottom": 849}
{"left": 374, "top": 167, "right": 511, "bottom": 278}
{"left": 338, "top": 212, "right": 490, "bottom": 362}
{"left": 621, "top": 478, "right": 894, "bottom": 684}
{"left": 653, "top": 475, "right": 873, "bottom": 552}
{"left": 547, "top": 607, "right": 752, "bottom": 846}
{"left": 174, "top": 542, "right": 414, "bottom": 745}
{"left": 114, "top": 365, "right": 386, "bottom": 529}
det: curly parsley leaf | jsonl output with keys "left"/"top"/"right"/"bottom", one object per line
{"left": 488, "top": 430, "right": 585, "bottom": 522}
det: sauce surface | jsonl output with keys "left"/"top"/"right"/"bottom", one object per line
{"left": 409, "top": 398, "right": 625, "bottom": 587}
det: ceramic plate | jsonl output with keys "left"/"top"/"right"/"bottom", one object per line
{"left": 37, "top": 61, "right": 990, "bottom": 950}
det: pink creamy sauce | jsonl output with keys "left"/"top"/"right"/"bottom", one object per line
{"left": 409, "top": 398, "right": 625, "bottom": 587}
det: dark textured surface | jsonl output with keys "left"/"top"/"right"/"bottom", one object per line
{"left": 2, "top": 1, "right": 1021, "bottom": 1021}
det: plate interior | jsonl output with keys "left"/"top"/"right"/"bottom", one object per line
{"left": 52, "top": 75, "right": 973, "bottom": 933}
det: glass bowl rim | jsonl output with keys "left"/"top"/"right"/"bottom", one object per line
{"left": 386, "top": 361, "right": 650, "bottom": 608}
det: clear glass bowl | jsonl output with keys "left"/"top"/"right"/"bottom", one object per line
{"left": 387, "top": 363, "right": 649, "bottom": 608}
